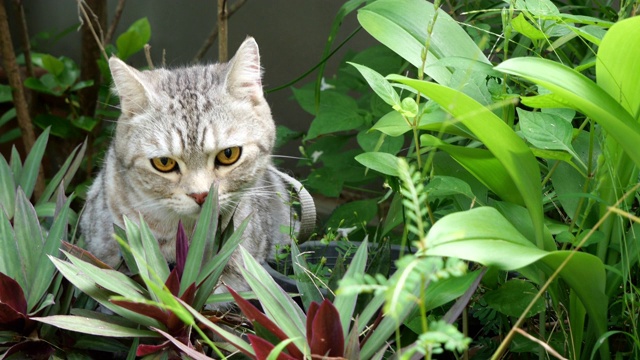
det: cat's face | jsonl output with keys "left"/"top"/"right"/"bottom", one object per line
{"left": 108, "top": 38, "right": 275, "bottom": 219}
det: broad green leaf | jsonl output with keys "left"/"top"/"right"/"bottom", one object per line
{"left": 372, "top": 106, "right": 456, "bottom": 137}
{"left": 517, "top": 108, "right": 584, "bottom": 168}
{"left": 596, "top": 16, "right": 640, "bottom": 120}
{"left": 483, "top": 279, "right": 545, "bottom": 317}
{"left": 13, "top": 188, "right": 44, "bottom": 301}
{"left": 40, "top": 54, "right": 65, "bottom": 77}
{"left": 334, "top": 239, "right": 368, "bottom": 336}
{"left": 512, "top": 13, "right": 547, "bottom": 40}
{"left": 425, "top": 175, "right": 479, "bottom": 203}
{"left": 514, "top": 0, "right": 560, "bottom": 16}
{"left": 391, "top": 76, "right": 546, "bottom": 250}
{"left": 325, "top": 199, "right": 378, "bottom": 231}
{"left": 0, "top": 156, "right": 15, "bottom": 218}
{"left": 495, "top": 57, "right": 640, "bottom": 168}
{"left": 358, "top": 0, "right": 489, "bottom": 86}
{"left": 0, "top": 108, "right": 16, "bottom": 126}
{"left": 354, "top": 152, "right": 401, "bottom": 177}
{"left": 423, "top": 207, "right": 607, "bottom": 352}
{"left": 19, "top": 127, "right": 50, "bottom": 199}
{"left": 356, "top": 130, "right": 403, "bottom": 155}
{"left": 305, "top": 91, "right": 364, "bottom": 141}
{"left": 0, "top": 84, "right": 12, "bottom": 102}
{"left": 116, "top": 18, "right": 151, "bottom": 61}
{"left": 349, "top": 62, "right": 400, "bottom": 108}
{"left": 32, "top": 315, "right": 157, "bottom": 338}
{"left": 421, "top": 135, "right": 524, "bottom": 206}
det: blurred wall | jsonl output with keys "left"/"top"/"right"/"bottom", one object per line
{"left": 13, "top": 1, "right": 377, "bottom": 169}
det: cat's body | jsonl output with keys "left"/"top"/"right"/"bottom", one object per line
{"left": 81, "top": 37, "right": 302, "bottom": 292}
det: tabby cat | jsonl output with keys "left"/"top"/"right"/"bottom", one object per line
{"left": 81, "top": 37, "right": 311, "bottom": 292}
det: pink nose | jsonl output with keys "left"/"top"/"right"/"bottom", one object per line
{"left": 188, "top": 192, "right": 208, "bottom": 206}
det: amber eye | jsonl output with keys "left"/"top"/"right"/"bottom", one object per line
{"left": 151, "top": 157, "right": 178, "bottom": 173}
{"left": 215, "top": 147, "right": 242, "bottom": 166}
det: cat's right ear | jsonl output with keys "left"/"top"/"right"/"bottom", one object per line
{"left": 109, "top": 57, "right": 153, "bottom": 116}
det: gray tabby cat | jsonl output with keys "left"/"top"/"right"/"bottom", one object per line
{"left": 81, "top": 37, "right": 309, "bottom": 291}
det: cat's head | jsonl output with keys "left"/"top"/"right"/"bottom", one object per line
{"left": 108, "top": 37, "right": 275, "bottom": 219}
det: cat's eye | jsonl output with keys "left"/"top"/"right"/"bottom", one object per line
{"left": 151, "top": 157, "right": 179, "bottom": 173}
{"left": 215, "top": 147, "right": 242, "bottom": 166}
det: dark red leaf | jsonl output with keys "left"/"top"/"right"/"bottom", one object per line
{"left": 248, "top": 334, "right": 299, "bottom": 360}
{"left": 0, "top": 303, "right": 27, "bottom": 330}
{"left": 109, "top": 299, "right": 169, "bottom": 324}
{"left": 176, "top": 220, "right": 188, "bottom": 279}
{"left": 227, "top": 286, "right": 304, "bottom": 359}
{"left": 2, "top": 339, "right": 55, "bottom": 360}
{"left": 0, "top": 272, "right": 27, "bottom": 315}
{"left": 136, "top": 340, "right": 170, "bottom": 356}
{"left": 180, "top": 283, "right": 197, "bottom": 304}
{"left": 165, "top": 268, "right": 180, "bottom": 297}
{"left": 167, "top": 283, "right": 197, "bottom": 333}
{"left": 309, "top": 299, "right": 344, "bottom": 357}
{"left": 306, "top": 301, "right": 320, "bottom": 346}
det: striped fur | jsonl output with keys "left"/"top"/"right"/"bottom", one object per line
{"left": 81, "top": 38, "right": 295, "bottom": 292}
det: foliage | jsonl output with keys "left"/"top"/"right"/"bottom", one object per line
{"left": 2, "top": 0, "right": 640, "bottom": 359}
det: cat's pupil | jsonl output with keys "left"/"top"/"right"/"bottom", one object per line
{"left": 223, "top": 149, "right": 232, "bottom": 158}
{"left": 160, "top": 157, "right": 169, "bottom": 165}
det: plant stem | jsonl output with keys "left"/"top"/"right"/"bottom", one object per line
{"left": 217, "top": 0, "right": 228, "bottom": 62}
{"left": 193, "top": 0, "right": 247, "bottom": 62}
{"left": 104, "top": 0, "right": 126, "bottom": 44}
{"left": 0, "top": 0, "right": 45, "bottom": 199}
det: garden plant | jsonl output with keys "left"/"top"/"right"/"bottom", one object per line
{"left": 1, "top": 0, "right": 639, "bottom": 359}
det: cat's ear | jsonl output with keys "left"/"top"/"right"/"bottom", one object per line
{"left": 225, "top": 37, "right": 263, "bottom": 100}
{"left": 109, "top": 57, "right": 154, "bottom": 116}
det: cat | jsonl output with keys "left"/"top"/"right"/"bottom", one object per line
{"left": 80, "top": 37, "right": 313, "bottom": 293}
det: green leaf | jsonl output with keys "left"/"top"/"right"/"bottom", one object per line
{"left": 0, "top": 206, "right": 22, "bottom": 289}
{"left": 356, "top": 130, "right": 403, "bottom": 155}
{"left": 0, "top": 84, "right": 12, "bottom": 102}
{"left": 358, "top": 0, "right": 489, "bottom": 86}
{"left": 180, "top": 183, "right": 219, "bottom": 295}
{"left": 423, "top": 207, "right": 607, "bottom": 353}
{"left": 138, "top": 216, "right": 170, "bottom": 286}
{"left": 517, "top": 108, "right": 584, "bottom": 168}
{"left": 289, "top": 241, "right": 323, "bottom": 311}
{"left": 483, "top": 279, "right": 545, "bottom": 317}
{"left": 334, "top": 239, "right": 368, "bottom": 337}
{"left": 0, "top": 108, "right": 16, "bottom": 126}
{"left": 33, "top": 114, "right": 79, "bottom": 139}
{"left": 27, "top": 196, "right": 72, "bottom": 310}
{"left": 425, "top": 175, "right": 478, "bottom": 203}
{"left": 37, "top": 141, "right": 87, "bottom": 206}
{"left": 0, "top": 156, "right": 16, "bottom": 218}
{"left": 511, "top": 13, "right": 547, "bottom": 40}
{"left": 596, "top": 16, "right": 640, "bottom": 120}
{"left": 325, "top": 199, "right": 378, "bottom": 231}
{"left": 390, "top": 75, "right": 546, "bottom": 250}
{"left": 305, "top": 91, "right": 364, "bottom": 141}
{"left": 349, "top": 62, "right": 400, "bottom": 108}
{"left": 495, "top": 57, "right": 640, "bottom": 168}
{"left": 116, "top": 18, "right": 151, "bottom": 61}
{"left": 13, "top": 188, "right": 44, "bottom": 302}
{"left": 19, "top": 127, "right": 49, "bottom": 199}
{"left": 71, "top": 116, "right": 100, "bottom": 132}
{"left": 239, "top": 247, "right": 308, "bottom": 355}
{"left": 355, "top": 152, "right": 401, "bottom": 177}
{"left": 41, "top": 54, "right": 65, "bottom": 77}
{"left": 32, "top": 315, "right": 157, "bottom": 338}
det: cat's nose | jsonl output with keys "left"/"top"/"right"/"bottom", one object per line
{"left": 188, "top": 192, "right": 209, "bottom": 206}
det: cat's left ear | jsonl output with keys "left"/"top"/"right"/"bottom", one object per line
{"left": 225, "top": 37, "right": 264, "bottom": 100}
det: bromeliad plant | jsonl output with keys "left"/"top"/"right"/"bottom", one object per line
{"left": 33, "top": 186, "right": 249, "bottom": 359}
{"left": 0, "top": 129, "right": 83, "bottom": 358}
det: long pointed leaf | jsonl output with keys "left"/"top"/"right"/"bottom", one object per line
{"left": 18, "top": 127, "right": 50, "bottom": 199}
{"left": 13, "top": 188, "right": 44, "bottom": 303}
{"left": 390, "top": 76, "right": 547, "bottom": 250}
{"left": 0, "top": 206, "right": 22, "bottom": 289}
{"left": 334, "top": 238, "right": 368, "bottom": 337}
{"left": 495, "top": 57, "right": 640, "bottom": 167}
{"left": 32, "top": 315, "right": 157, "bottom": 338}
{"left": 0, "top": 156, "right": 15, "bottom": 219}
